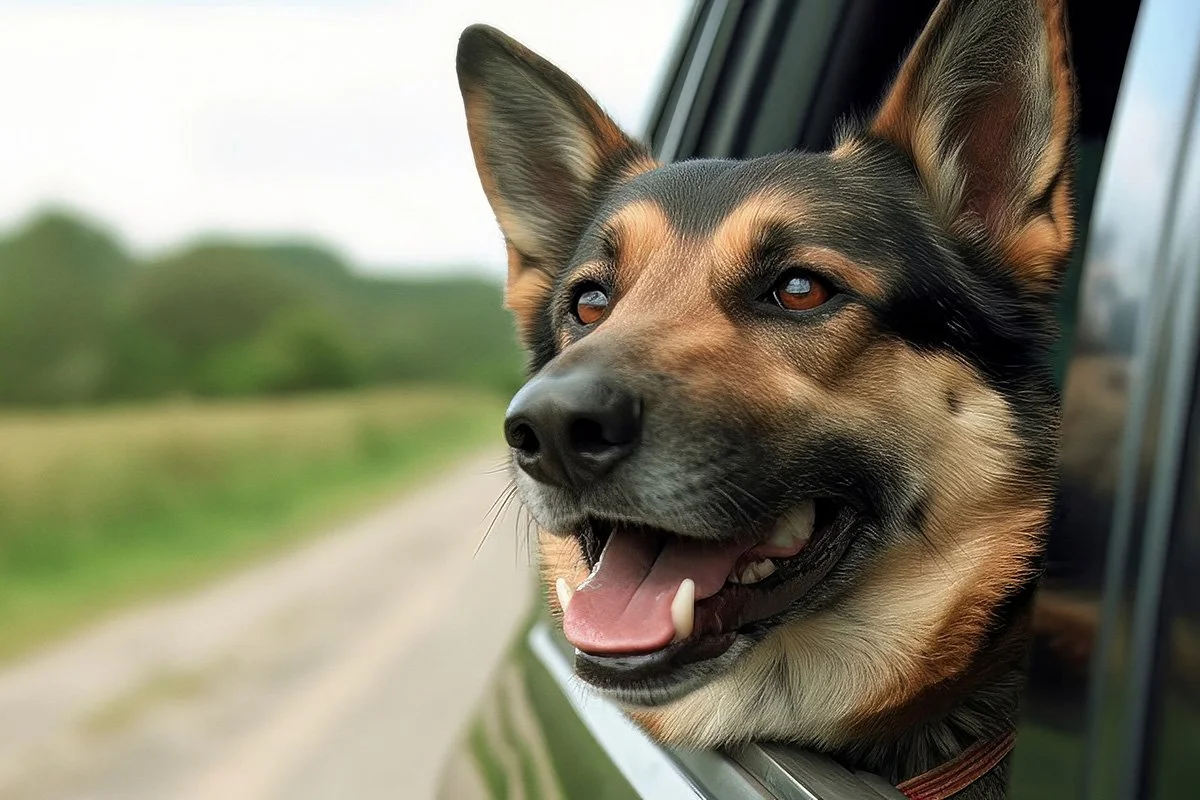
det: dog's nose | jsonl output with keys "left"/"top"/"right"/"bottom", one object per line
{"left": 503, "top": 368, "right": 641, "bottom": 488}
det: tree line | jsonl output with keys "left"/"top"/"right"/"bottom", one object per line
{"left": 0, "top": 210, "right": 523, "bottom": 406}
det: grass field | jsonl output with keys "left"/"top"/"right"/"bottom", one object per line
{"left": 0, "top": 387, "right": 506, "bottom": 660}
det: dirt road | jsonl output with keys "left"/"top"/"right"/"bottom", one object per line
{"left": 0, "top": 453, "right": 533, "bottom": 800}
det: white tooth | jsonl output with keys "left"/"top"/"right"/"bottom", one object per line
{"left": 555, "top": 577, "right": 574, "bottom": 613}
{"left": 670, "top": 578, "right": 695, "bottom": 642}
{"left": 770, "top": 499, "right": 815, "bottom": 548}
{"left": 734, "top": 559, "right": 777, "bottom": 585}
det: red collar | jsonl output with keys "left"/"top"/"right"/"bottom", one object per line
{"left": 894, "top": 730, "right": 1016, "bottom": 800}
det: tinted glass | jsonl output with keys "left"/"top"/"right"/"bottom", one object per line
{"left": 1152, "top": 383, "right": 1200, "bottom": 797}
{"left": 1011, "top": 1, "right": 1200, "bottom": 797}
{"left": 1144, "top": 66, "right": 1200, "bottom": 799}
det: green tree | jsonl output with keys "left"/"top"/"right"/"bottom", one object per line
{"left": 0, "top": 210, "right": 523, "bottom": 406}
{"left": 199, "top": 307, "right": 363, "bottom": 396}
{"left": 0, "top": 211, "right": 134, "bottom": 404}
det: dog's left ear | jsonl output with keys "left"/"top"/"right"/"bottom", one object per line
{"left": 457, "top": 25, "right": 655, "bottom": 333}
{"left": 870, "top": 0, "right": 1076, "bottom": 290}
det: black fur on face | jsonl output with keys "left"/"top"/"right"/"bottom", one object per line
{"left": 458, "top": 0, "right": 1075, "bottom": 725}
{"left": 508, "top": 146, "right": 1061, "bottom": 620}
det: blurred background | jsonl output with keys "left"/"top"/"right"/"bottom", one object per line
{"left": 0, "top": 2, "right": 687, "bottom": 799}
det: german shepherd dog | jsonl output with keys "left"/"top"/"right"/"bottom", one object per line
{"left": 457, "top": 0, "right": 1074, "bottom": 794}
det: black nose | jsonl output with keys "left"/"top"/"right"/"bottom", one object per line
{"left": 504, "top": 368, "right": 641, "bottom": 488}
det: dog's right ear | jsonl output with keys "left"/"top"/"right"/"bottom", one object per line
{"left": 868, "top": 0, "right": 1076, "bottom": 292}
{"left": 457, "top": 25, "right": 656, "bottom": 333}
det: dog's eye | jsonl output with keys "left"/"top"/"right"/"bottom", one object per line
{"left": 573, "top": 285, "right": 609, "bottom": 326}
{"left": 771, "top": 270, "right": 831, "bottom": 312}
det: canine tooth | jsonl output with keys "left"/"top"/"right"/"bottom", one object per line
{"left": 732, "top": 559, "right": 777, "bottom": 585}
{"left": 670, "top": 578, "right": 695, "bottom": 642}
{"left": 770, "top": 499, "right": 815, "bottom": 548}
{"left": 555, "top": 577, "right": 574, "bottom": 613}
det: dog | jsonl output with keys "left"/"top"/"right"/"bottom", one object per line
{"left": 457, "top": 0, "right": 1075, "bottom": 795}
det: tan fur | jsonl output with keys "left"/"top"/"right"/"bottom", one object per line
{"left": 708, "top": 190, "right": 804, "bottom": 266}
{"left": 497, "top": 181, "right": 663, "bottom": 337}
{"left": 574, "top": 195, "right": 885, "bottom": 413}
{"left": 791, "top": 245, "right": 885, "bottom": 300}
{"left": 709, "top": 191, "right": 885, "bottom": 298}
{"left": 869, "top": 0, "right": 956, "bottom": 214}
{"left": 604, "top": 200, "right": 680, "bottom": 293}
{"left": 1026, "top": 0, "right": 1076, "bottom": 200}
{"left": 871, "top": 0, "right": 1075, "bottom": 288}
{"left": 829, "top": 135, "right": 868, "bottom": 161}
{"left": 457, "top": 35, "right": 658, "bottom": 336}
{"left": 540, "top": 531, "right": 590, "bottom": 619}
{"left": 464, "top": 0, "right": 1071, "bottom": 763}
{"left": 621, "top": 352, "right": 1041, "bottom": 748}
{"left": 462, "top": 90, "right": 559, "bottom": 340}
{"left": 504, "top": 244, "right": 553, "bottom": 339}
{"left": 869, "top": 0, "right": 953, "bottom": 143}
{"left": 1003, "top": 0, "right": 1076, "bottom": 285}
{"left": 619, "top": 151, "right": 661, "bottom": 182}
{"left": 461, "top": 91, "right": 544, "bottom": 264}
{"left": 538, "top": 258, "right": 1043, "bottom": 748}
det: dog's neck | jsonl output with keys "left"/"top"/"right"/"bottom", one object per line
{"left": 833, "top": 669, "right": 1021, "bottom": 798}
{"left": 829, "top": 596, "right": 1034, "bottom": 799}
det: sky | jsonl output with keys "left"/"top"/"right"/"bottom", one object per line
{"left": 0, "top": 1, "right": 689, "bottom": 275}
{"left": 1087, "top": 0, "right": 1199, "bottom": 273}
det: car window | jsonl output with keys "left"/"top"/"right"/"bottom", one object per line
{"left": 1129, "top": 36, "right": 1200, "bottom": 800}
{"left": 1010, "top": 1, "right": 1200, "bottom": 797}
{"left": 1151, "top": 344, "right": 1200, "bottom": 797}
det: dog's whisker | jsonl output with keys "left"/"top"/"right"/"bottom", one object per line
{"left": 477, "top": 479, "right": 516, "bottom": 531}
{"left": 474, "top": 481, "right": 519, "bottom": 558}
{"left": 513, "top": 501, "right": 529, "bottom": 566}
{"left": 718, "top": 476, "right": 775, "bottom": 516}
{"left": 711, "top": 478, "right": 765, "bottom": 531}
{"left": 519, "top": 503, "right": 539, "bottom": 568}
{"left": 711, "top": 484, "right": 756, "bottom": 531}
{"left": 480, "top": 458, "right": 514, "bottom": 475}
{"left": 716, "top": 475, "right": 770, "bottom": 506}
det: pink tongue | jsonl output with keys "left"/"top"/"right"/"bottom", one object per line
{"left": 562, "top": 528, "right": 750, "bottom": 654}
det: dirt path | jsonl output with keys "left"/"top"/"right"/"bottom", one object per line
{"left": 0, "top": 453, "right": 534, "bottom": 800}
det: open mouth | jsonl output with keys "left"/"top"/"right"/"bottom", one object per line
{"left": 556, "top": 498, "right": 859, "bottom": 695}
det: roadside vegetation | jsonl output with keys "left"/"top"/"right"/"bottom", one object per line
{"left": 0, "top": 210, "right": 520, "bottom": 659}
{"left": 0, "top": 209, "right": 523, "bottom": 405}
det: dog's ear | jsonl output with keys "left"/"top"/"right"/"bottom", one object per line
{"left": 870, "top": 0, "right": 1076, "bottom": 290}
{"left": 457, "top": 25, "right": 655, "bottom": 332}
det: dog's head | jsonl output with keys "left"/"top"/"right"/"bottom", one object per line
{"left": 458, "top": 0, "right": 1074, "bottom": 749}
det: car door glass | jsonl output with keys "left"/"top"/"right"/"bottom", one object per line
{"left": 1134, "top": 44, "right": 1200, "bottom": 800}
{"left": 1011, "top": 1, "right": 1200, "bottom": 797}
{"left": 1150, "top": 364, "right": 1200, "bottom": 797}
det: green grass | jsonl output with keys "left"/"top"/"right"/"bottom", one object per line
{"left": 0, "top": 386, "right": 505, "bottom": 660}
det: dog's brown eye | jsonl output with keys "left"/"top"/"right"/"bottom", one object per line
{"left": 772, "top": 270, "right": 830, "bottom": 312}
{"left": 574, "top": 286, "right": 609, "bottom": 325}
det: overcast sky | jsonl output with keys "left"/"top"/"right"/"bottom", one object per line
{"left": 0, "top": 1, "right": 689, "bottom": 275}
